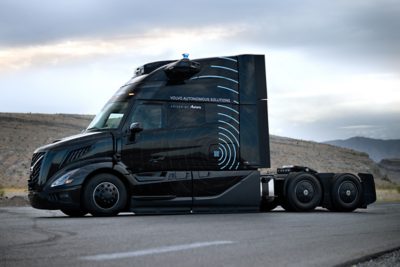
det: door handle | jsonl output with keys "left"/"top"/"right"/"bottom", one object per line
{"left": 150, "top": 156, "right": 165, "bottom": 163}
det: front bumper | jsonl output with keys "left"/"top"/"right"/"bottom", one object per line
{"left": 28, "top": 185, "right": 82, "bottom": 210}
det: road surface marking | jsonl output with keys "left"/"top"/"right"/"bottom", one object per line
{"left": 80, "top": 240, "right": 235, "bottom": 261}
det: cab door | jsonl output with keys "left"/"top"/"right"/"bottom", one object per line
{"left": 120, "top": 101, "right": 192, "bottom": 212}
{"left": 120, "top": 102, "right": 169, "bottom": 172}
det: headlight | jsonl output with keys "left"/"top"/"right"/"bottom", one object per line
{"left": 51, "top": 169, "right": 78, "bottom": 187}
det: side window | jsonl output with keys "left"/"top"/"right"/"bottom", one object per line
{"left": 167, "top": 103, "right": 205, "bottom": 128}
{"left": 130, "top": 104, "right": 162, "bottom": 130}
{"left": 105, "top": 113, "right": 124, "bottom": 129}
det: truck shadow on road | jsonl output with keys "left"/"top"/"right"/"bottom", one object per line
{"left": 35, "top": 208, "right": 379, "bottom": 220}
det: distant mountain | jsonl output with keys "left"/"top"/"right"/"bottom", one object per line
{"left": 325, "top": 137, "right": 400, "bottom": 162}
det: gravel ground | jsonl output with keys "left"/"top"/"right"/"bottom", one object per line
{"left": 354, "top": 249, "right": 400, "bottom": 267}
{"left": 0, "top": 196, "right": 29, "bottom": 207}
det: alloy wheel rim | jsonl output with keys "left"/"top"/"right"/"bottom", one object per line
{"left": 295, "top": 180, "right": 315, "bottom": 203}
{"left": 338, "top": 181, "right": 358, "bottom": 203}
{"left": 93, "top": 182, "right": 120, "bottom": 209}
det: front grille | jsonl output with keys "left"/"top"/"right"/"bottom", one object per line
{"left": 48, "top": 193, "right": 59, "bottom": 202}
{"left": 62, "top": 146, "right": 91, "bottom": 166}
{"left": 31, "top": 152, "right": 44, "bottom": 165}
{"left": 28, "top": 152, "right": 45, "bottom": 190}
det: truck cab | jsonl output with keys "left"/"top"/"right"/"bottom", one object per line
{"left": 28, "top": 54, "right": 270, "bottom": 216}
{"left": 28, "top": 54, "right": 376, "bottom": 216}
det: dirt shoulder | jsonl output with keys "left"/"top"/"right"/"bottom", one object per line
{"left": 0, "top": 188, "right": 29, "bottom": 207}
{"left": 0, "top": 195, "right": 29, "bottom": 207}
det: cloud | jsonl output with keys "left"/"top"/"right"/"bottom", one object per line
{"left": 339, "top": 125, "right": 381, "bottom": 130}
{"left": 0, "top": 0, "right": 399, "bottom": 141}
{"left": 0, "top": 0, "right": 255, "bottom": 46}
{"left": 267, "top": 52, "right": 400, "bottom": 127}
{"left": 0, "top": 25, "right": 246, "bottom": 72}
{"left": 1, "top": 0, "right": 399, "bottom": 74}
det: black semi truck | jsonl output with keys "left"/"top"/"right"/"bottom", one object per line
{"left": 28, "top": 54, "right": 376, "bottom": 217}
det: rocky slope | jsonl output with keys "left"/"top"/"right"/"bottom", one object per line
{"left": 270, "top": 135, "right": 382, "bottom": 178}
{"left": 0, "top": 113, "right": 92, "bottom": 187}
{"left": 0, "top": 113, "right": 392, "bottom": 188}
{"left": 378, "top": 158, "right": 400, "bottom": 184}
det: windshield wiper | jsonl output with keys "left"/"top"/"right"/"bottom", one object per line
{"left": 86, "top": 127, "right": 102, "bottom": 131}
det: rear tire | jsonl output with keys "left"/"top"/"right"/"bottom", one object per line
{"left": 330, "top": 174, "right": 362, "bottom": 212}
{"left": 285, "top": 172, "right": 322, "bottom": 212}
{"left": 60, "top": 209, "right": 88, "bottom": 217}
{"left": 83, "top": 173, "right": 127, "bottom": 217}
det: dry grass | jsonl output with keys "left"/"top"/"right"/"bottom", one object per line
{"left": 376, "top": 189, "right": 400, "bottom": 203}
{"left": 1, "top": 187, "right": 28, "bottom": 197}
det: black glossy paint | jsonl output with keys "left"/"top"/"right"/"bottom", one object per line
{"left": 28, "top": 54, "right": 270, "bottom": 212}
{"left": 27, "top": 54, "right": 375, "bottom": 214}
{"left": 116, "top": 55, "right": 269, "bottom": 172}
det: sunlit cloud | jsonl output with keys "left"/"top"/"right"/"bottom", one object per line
{"left": 339, "top": 125, "right": 381, "bottom": 130}
{"left": 0, "top": 25, "right": 247, "bottom": 72}
{"left": 269, "top": 61, "right": 400, "bottom": 125}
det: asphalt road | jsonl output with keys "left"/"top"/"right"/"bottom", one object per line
{"left": 1, "top": 204, "right": 399, "bottom": 267}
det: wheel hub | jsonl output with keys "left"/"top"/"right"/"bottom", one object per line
{"left": 93, "top": 182, "right": 120, "bottom": 209}
{"left": 295, "top": 181, "right": 315, "bottom": 203}
{"left": 338, "top": 181, "right": 358, "bottom": 203}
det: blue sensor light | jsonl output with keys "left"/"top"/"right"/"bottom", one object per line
{"left": 182, "top": 53, "right": 189, "bottom": 59}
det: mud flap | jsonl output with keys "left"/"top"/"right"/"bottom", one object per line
{"left": 358, "top": 173, "right": 377, "bottom": 208}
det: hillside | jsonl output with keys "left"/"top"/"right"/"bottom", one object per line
{"left": 378, "top": 159, "right": 400, "bottom": 184}
{"left": 0, "top": 113, "right": 93, "bottom": 187}
{"left": 269, "top": 136, "right": 382, "bottom": 178}
{"left": 325, "top": 136, "right": 400, "bottom": 162}
{"left": 0, "top": 113, "right": 393, "bottom": 188}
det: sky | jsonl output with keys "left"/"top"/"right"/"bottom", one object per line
{"left": 1, "top": 0, "right": 399, "bottom": 142}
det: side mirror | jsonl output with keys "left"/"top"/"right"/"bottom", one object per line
{"left": 130, "top": 122, "right": 143, "bottom": 134}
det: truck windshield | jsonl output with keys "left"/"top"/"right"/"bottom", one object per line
{"left": 87, "top": 101, "right": 129, "bottom": 130}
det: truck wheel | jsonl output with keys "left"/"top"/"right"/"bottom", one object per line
{"left": 331, "top": 174, "right": 362, "bottom": 212}
{"left": 285, "top": 173, "right": 322, "bottom": 212}
{"left": 260, "top": 199, "right": 278, "bottom": 212}
{"left": 83, "top": 173, "right": 127, "bottom": 217}
{"left": 60, "top": 209, "right": 88, "bottom": 217}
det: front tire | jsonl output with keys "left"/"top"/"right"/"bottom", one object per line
{"left": 83, "top": 173, "right": 127, "bottom": 217}
{"left": 285, "top": 172, "right": 322, "bottom": 212}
